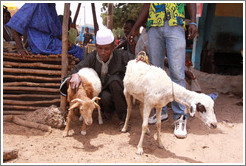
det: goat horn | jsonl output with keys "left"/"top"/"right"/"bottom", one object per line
{"left": 71, "top": 98, "right": 84, "bottom": 105}
{"left": 91, "top": 97, "right": 101, "bottom": 102}
{"left": 68, "top": 102, "right": 80, "bottom": 111}
{"left": 94, "top": 102, "right": 101, "bottom": 110}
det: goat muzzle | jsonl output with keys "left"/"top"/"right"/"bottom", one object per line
{"left": 85, "top": 119, "right": 93, "bottom": 126}
{"left": 210, "top": 122, "right": 217, "bottom": 129}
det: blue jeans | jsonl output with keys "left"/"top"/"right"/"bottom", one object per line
{"left": 148, "top": 21, "right": 188, "bottom": 120}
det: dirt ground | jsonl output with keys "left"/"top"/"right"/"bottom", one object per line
{"left": 2, "top": 81, "right": 244, "bottom": 164}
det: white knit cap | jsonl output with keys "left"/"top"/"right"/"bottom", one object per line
{"left": 96, "top": 28, "right": 114, "bottom": 45}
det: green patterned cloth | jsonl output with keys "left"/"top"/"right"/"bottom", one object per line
{"left": 146, "top": 3, "right": 186, "bottom": 31}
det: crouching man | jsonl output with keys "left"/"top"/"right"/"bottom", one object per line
{"left": 60, "top": 28, "right": 135, "bottom": 130}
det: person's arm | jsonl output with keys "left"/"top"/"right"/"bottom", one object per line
{"left": 89, "top": 34, "right": 93, "bottom": 43}
{"left": 186, "top": 3, "right": 197, "bottom": 40}
{"left": 11, "top": 29, "right": 30, "bottom": 56}
{"left": 128, "top": 3, "right": 150, "bottom": 43}
{"left": 129, "top": 40, "right": 136, "bottom": 55}
{"left": 3, "top": 27, "right": 11, "bottom": 41}
{"left": 68, "top": 51, "right": 95, "bottom": 90}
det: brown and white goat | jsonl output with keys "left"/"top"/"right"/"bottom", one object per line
{"left": 63, "top": 68, "right": 102, "bottom": 137}
{"left": 121, "top": 60, "right": 217, "bottom": 155}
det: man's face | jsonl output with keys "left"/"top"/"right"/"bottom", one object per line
{"left": 85, "top": 28, "right": 89, "bottom": 33}
{"left": 96, "top": 43, "right": 115, "bottom": 63}
{"left": 123, "top": 23, "right": 133, "bottom": 37}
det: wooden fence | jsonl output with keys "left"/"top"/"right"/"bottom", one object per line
{"left": 3, "top": 52, "right": 79, "bottom": 112}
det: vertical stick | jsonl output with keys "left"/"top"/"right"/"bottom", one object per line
{"left": 91, "top": 3, "right": 99, "bottom": 36}
{"left": 107, "top": 3, "right": 113, "bottom": 30}
{"left": 71, "top": 3, "right": 81, "bottom": 29}
{"left": 60, "top": 3, "right": 70, "bottom": 114}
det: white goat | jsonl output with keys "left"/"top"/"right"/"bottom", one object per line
{"left": 121, "top": 60, "right": 217, "bottom": 155}
{"left": 63, "top": 68, "right": 102, "bottom": 137}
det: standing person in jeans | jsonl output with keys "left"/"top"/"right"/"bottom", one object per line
{"left": 128, "top": 3, "right": 197, "bottom": 138}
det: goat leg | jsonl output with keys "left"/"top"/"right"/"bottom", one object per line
{"left": 156, "top": 107, "right": 164, "bottom": 149}
{"left": 63, "top": 110, "right": 74, "bottom": 137}
{"left": 98, "top": 108, "right": 103, "bottom": 125}
{"left": 81, "top": 121, "right": 87, "bottom": 135}
{"left": 139, "top": 103, "right": 150, "bottom": 135}
{"left": 137, "top": 104, "right": 151, "bottom": 155}
{"left": 121, "top": 90, "right": 132, "bottom": 133}
{"left": 97, "top": 101, "right": 103, "bottom": 124}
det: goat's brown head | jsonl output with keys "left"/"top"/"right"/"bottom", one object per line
{"left": 189, "top": 93, "right": 217, "bottom": 128}
{"left": 69, "top": 97, "right": 101, "bottom": 125}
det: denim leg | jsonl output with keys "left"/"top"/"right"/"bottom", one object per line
{"left": 164, "top": 23, "right": 188, "bottom": 120}
{"left": 148, "top": 24, "right": 188, "bottom": 120}
{"left": 153, "top": 106, "right": 168, "bottom": 115}
{"left": 148, "top": 27, "right": 166, "bottom": 69}
{"left": 148, "top": 27, "right": 168, "bottom": 115}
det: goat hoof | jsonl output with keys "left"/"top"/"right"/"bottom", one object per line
{"left": 158, "top": 143, "right": 164, "bottom": 149}
{"left": 81, "top": 131, "right": 87, "bottom": 135}
{"left": 99, "top": 120, "right": 103, "bottom": 125}
{"left": 137, "top": 148, "right": 143, "bottom": 155}
{"left": 121, "top": 128, "right": 127, "bottom": 133}
{"left": 62, "top": 132, "right": 68, "bottom": 137}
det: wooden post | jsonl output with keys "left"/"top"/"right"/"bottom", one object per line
{"left": 107, "top": 3, "right": 113, "bottom": 30}
{"left": 71, "top": 3, "right": 81, "bottom": 29}
{"left": 91, "top": 3, "right": 99, "bottom": 35}
{"left": 60, "top": 3, "right": 70, "bottom": 115}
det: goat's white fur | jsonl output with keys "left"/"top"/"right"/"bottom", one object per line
{"left": 121, "top": 60, "right": 217, "bottom": 155}
{"left": 77, "top": 68, "right": 102, "bottom": 98}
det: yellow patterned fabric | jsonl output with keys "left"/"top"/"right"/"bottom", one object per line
{"left": 146, "top": 3, "right": 186, "bottom": 31}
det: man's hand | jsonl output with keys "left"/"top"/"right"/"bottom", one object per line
{"left": 127, "top": 32, "right": 136, "bottom": 46}
{"left": 17, "top": 48, "right": 30, "bottom": 57}
{"left": 70, "top": 73, "right": 82, "bottom": 91}
{"left": 186, "top": 3, "right": 197, "bottom": 40}
{"left": 185, "top": 70, "right": 196, "bottom": 80}
{"left": 188, "top": 24, "right": 197, "bottom": 40}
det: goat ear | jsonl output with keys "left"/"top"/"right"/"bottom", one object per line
{"left": 196, "top": 103, "right": 206, "bottom": 113}
{"left": 69, "top": 102, "right": 80, "bottom": 111}
{"left": 91, "top": 97, "right": 101, "bottom": 102}
{"left": 71, "top": 98, "right": 84, "bottom": 105}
